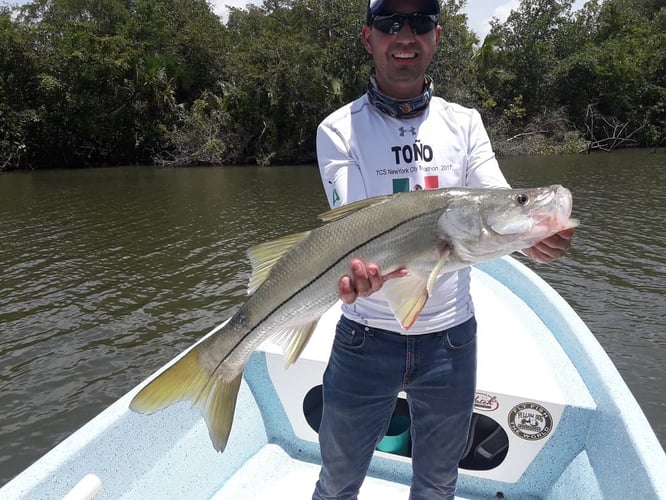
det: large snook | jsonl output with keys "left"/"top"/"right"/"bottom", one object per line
{"left": 130, "top": 185, "right": 578, "bottom": 451}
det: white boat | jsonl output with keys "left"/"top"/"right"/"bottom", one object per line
{"left": 2, "top": 256, "right": 665, "bottom": 499}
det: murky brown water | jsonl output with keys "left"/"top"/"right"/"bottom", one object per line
{"left": 1, "top": 152, "right": 664, "bottom": 484}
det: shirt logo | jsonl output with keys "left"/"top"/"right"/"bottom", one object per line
{"left": 392, "top": 175, "right": 439, "bottom": 193}
{"left": 398, "top": 126, "right": 416, "bottom": 137}
{"left": 331, "top": 188, "right": 340, "bottom": 206}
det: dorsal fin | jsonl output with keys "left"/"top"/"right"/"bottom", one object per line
{"left": 246, "top": 231, "right": 311, "bottom": 295}
{"left": 318, "top": 195, "right": 393, "bottom": 222}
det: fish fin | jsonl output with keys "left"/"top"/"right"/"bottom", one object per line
{"left": 194, "top": 372, "right": 242, "bottom": 452}
{"left": 384, "top": 248, "right": 452, "bottom": 330}
{"left": 383, "top": 274, "right": 430, "bottom": 330}
{"left": 246, "top": 231, "right": 311, "bottom": 295}
{"left": 129, "top": 345, "right": 242, "bottom": 452}
{"left": 272, "top": 321, "right": 319, "bottom": 366}
{"left": 318, "top": 195, "right": 393, "bottom": 222}
{"left": 426, "top": 245, "right": 451, "bottom": 295}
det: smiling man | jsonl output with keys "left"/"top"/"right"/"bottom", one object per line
{"left": 362, "top": 0, "right": 440, "bottom": 99}
{"left": 313, "top": 1, "right": 574, "bottom": 499}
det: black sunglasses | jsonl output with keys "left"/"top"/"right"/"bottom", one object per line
{"left": 372, "top": 13, "right": 439, "bottom": 35}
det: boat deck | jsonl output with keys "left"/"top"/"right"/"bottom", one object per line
{"left": 2, "top": 257, "right": 665, "bottom": 499}
{"left": 212, "top": 444, "right": 411, "bottom": 499}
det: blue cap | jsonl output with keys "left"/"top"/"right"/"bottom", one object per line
{"left": 367, "top": 0, "right": 441, "bottom": 25}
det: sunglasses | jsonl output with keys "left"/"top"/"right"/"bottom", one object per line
{"left": 372, "top": 13, "right": 439, "bottom": 35}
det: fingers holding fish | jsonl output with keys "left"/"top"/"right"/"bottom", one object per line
{"left": 339, "top": 259, "right": 407, "bottom": 304}
{"left": 524, "top": 227, "right": 575, "bottom": 263}
{"left": 339, "top": 259, "right": 380, "bottom": 304}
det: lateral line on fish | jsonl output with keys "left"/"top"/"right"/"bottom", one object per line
{"left": 198, "top": 210, "right": 432, "bottom": 394}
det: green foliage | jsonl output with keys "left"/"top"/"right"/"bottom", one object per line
{"left": 155, "top": 91, "right": 238, "bottom": 166}
{"left": 216, "top": 0, "right": 371, "bottom": 165}
{"left": 429, "top": 0, "right": 476, "bottom": 104}
{"left": 1, "top": 0, "right": 227, "bottom": 168}
{"left": 548, "top": 0, "right": 665, "bottom": 147}
{"left": 0, "top": 9, "right": 39, "bottom": 169}
{"left": 476, "top": 0, "right": 664, "bottom": 152}
{"left": 0, "top": 0, "right": 663, "bottom": 169}
{"left": 482, "top": 0, "right": 577, "bottom": 120}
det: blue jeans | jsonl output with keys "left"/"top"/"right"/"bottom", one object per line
{"left": 313, "top": 315, "right": 477, "bottom": 500}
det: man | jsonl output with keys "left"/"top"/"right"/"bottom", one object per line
{"left": 313, "top": 1, "right": 575, "bottom": 498}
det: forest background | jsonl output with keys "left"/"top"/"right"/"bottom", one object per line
{"left": 0, "top": 0, "right": 664, "bottom": 170}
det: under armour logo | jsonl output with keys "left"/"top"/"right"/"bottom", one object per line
{"left": 399, "top": 126, "right": 417, "bottom": 136}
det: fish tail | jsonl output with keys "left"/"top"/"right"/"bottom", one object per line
{"left": 129, "top": 345, "right": 242, "bottom": 452}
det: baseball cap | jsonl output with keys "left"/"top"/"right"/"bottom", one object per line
{"left": 366, "top": 0, "right": 441, "bottom": 25}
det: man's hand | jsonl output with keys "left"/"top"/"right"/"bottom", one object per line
{"left": 523, "top": 227, "right": 575, "bottom": 264}
{"left": 338, "top": 259, "right": 407, "bottom": 304}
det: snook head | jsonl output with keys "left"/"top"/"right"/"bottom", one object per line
{"left": 437, "top": 185, "right": 579, "bottom": 263}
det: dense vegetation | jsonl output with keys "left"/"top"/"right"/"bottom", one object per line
{"left": 0, "top": 0, "right": 663, "bottom": 169}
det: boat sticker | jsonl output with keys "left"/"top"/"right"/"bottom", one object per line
{"left": 508, "top": 402, "right": 553, "bottom": 440}
{"left": 474, "top": 392, "right": 499, "bottom": 412}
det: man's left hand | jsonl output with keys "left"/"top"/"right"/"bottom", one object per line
{"left": 523, "top": 228, "right": 575, "bottom": 264}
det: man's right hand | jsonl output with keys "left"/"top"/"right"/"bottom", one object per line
{"left": 338, "top": 259, "right": 407, "bottom": 304}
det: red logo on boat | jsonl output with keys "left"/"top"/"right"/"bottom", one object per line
{"left": 474, "top": 392, "right": 499, "bottom": 411}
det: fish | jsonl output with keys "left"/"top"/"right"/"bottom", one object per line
{"left": 129, "top": 185, "right": 578, "bottom": 451}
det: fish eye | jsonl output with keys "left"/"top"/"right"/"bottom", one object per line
{"left": 516, "top": 193, "right": 529, "bottom": 206}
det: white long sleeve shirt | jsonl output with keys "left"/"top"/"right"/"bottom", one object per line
{"left": 316, "top": 94, "right": 510, "bottom": 334}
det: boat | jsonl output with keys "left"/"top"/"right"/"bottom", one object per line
{"left": 2, "top": 256, "right": 665, "bottom": 499}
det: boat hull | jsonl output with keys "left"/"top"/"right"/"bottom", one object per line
{"left": 2, "top": 257, "right": 665, "bottom": 499}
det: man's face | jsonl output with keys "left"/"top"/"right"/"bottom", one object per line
{"left": 362, "top": 0, "right": 441, "bottom": 100}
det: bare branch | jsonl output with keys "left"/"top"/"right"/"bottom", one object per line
{"left": 583, "top": 103, "right": 646, "bottom": 152}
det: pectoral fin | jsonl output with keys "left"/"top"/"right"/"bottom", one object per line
{"left": 426, "top": 246, "right": 451, "bottom": 295}
{"left": 385, "top": 248, "right": 453, "bottom": 330}
{"left": 384, "top": 274, "right": 430, "bottom": 330}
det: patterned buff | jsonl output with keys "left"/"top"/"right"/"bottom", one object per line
{"left": 366, "top": 75, "right": 434, "bottom": 118}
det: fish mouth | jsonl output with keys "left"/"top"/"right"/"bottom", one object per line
{"left": 554, "top": 185, "right": 573, "bottom": 224}
{"left": 532, "top": 185, "right": 578, "bottom": 233}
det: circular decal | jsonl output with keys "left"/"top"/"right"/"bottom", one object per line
{"left": 474, "top": 392, "right": 499, "bottom": 412}
{"left": 508, "top": 402, "right": 553, "bottom": 440}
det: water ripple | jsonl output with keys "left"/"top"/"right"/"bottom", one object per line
{"left": 1, "top": 159, "right": 664, "bottom": 484}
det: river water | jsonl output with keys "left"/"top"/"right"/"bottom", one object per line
{"left": 0, "top": 151, "right": 664, "bottom": 485}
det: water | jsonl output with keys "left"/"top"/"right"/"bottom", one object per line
{"left": 0, "top": 152, "right": 664, "bottom": 485}
{"left": 500, "top": 151, "right": 666, "bottom": 451}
